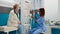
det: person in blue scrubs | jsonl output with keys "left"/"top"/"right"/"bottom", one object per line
{"left": 29, "top": 11, "right": 39, "bottom": 29}
{"left": 29, "top": 11, "right": 35, "bottom": 29}
{"left": 29, "top": 8, "right": 46, "bottom": 34}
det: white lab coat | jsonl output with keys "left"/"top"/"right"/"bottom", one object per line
{"left": 7, "top": 10, "right": 19, "bottom": 27}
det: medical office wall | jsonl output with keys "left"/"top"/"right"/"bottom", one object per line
{"left": 0, "top": 6, "right": 12, "bottom": 26}
{"left": 58, "top": 0, "right": 60, "bottom": 21}
{"left": 0, "top": 6, "right": 16, "bottom": 34}
{"left": 31, "top": 0, "right": 44, "bottom": 10}
{"left": 44, "top": 0, "right": 58, "bottom": 21}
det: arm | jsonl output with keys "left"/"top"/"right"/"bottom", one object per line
{"left": 8, "top": 10, "right": 20, "bottom": 26}
{"left": 36, "top": 17, "right": 44, "bottom": 26}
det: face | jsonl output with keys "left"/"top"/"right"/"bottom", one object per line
{"left": 30, "top": 13, "right": 32, "bottom": 17}
{"left": 15, "top": 5, "right": 19, "bottom": 13}
{"left": 33, "top": 11, "right": 35, "bottom": 14}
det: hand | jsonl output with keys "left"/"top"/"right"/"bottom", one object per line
{"left": 18, "top": 21, "right": 20, "bottom": 24}
{"left": 31, "top": 16, "right": 34, "bottom": 18}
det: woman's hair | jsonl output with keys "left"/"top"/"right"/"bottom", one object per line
{"left": 39, "top": 8, "right": 45, "bottom": 17}
{"left": 13, "top": 4, "right": 18, "bottom": 10}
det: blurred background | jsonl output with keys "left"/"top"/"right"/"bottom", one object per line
{"left": 0, "top": 0, "right": 59, "bottom": 34}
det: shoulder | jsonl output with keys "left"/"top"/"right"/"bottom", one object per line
{"left": 37, "top": 17, "right": 44, "bottom": 22}
{"left": 9, "top": 10, "right": 14, "bottom": 14}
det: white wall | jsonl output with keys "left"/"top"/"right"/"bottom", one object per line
{"left": 58, "top": 0, "right": 60, "bottom": 20}
{"left": 31, "top": 0, "right": 44, "bottom": 10}
{"left": 0, "top": 0, "right": 20, "bottom": 8}
{"left": 44, "top": 0, "right": 58, "bottom": 20}
{"left": 0, "top": 0, "right": 14, "bottom": 8}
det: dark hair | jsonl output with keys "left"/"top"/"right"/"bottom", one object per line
{"left": 39, "top": 8, "right": 45, "bottom": 17}
{"left": 30, "top": 10, "right": 33, "bottom": 14}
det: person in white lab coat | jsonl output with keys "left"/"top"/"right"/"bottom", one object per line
{"left": 8, "top": 4, "right": 20, "bottom": 27}
{"left": 8, "top": 4, "right": 26, "bottom": 34}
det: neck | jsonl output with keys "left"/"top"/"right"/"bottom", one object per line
{"left": 14, "top": 9, "right": 18, "bottom": 13}
{"left": 40, "top": 16, "right": 44, "bottom": 17}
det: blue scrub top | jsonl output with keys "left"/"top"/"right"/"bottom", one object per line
{"left": 29, "top": 17, "right": 38, "bottom": 29}
{"left": 35, "top": 13, "right": 40, "bottom": 19}
{"left": 29, "top": 16, "right": 46, "bottom": 34}
{"left": 30, "top": 13, "right": 40, "bottom": 29}
{"left": 29, "top": 13, "right": 40, "bottom": 29}
{"left": 36, "top": 17, "right": 46, "bottom": 32}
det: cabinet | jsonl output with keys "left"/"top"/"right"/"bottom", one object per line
{"left": 52, "top": 28, "right": 60, "bottom": 34}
